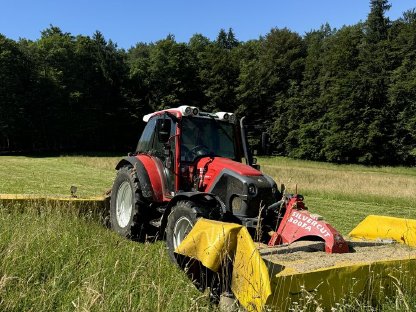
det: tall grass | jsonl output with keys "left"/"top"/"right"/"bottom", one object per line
{"left": 259, "top": 156, "right": 416, "bottom": 234}
{"left": 260, "top": 157, "right": 416, "bottom": 203}
{"left": 0, "top": 204, "right": 212, "bottom": 311}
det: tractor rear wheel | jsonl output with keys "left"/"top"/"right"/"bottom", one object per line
{"left": 110, "top": 165, "right": 146, "bottom": 241}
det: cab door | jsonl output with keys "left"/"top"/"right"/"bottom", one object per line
{"left": 153, "top": 115, "right": 177, "bottom": 196}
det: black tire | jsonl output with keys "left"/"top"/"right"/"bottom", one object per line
{"left": 166, "top": 200, "right": 231, "bottom": 301}
{"left": 166, "top": 200, "right": 199, "bottom": 263}
{"left": 166, "top": 200, "right": 215, "bottom": 293}
{"left": 110, "top": 165, "right": 146, "bottom": 241}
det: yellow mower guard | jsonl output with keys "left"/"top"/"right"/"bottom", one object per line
{"left": 349, "top": 215, "right": 416, "bottom": 247}
{"left": 175, "top": 219, "right": 271, "bottom": 311}
{"left": 176, "top": 217, "right": 416, "bottom": 311}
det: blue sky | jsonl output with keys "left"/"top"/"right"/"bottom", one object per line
{"left": 0, "top": 1, "right": 414, "bottom": 49}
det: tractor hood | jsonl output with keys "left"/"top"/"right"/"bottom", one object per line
{"left": 195, "top": 157, "right": 262, "bottom": 178}
{"left": 195, "top": 157, "right": 278, "bottom": 218}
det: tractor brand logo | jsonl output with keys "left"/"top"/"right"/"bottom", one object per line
{"left": 288, "top": 211, "right": 331, "bottom": 237}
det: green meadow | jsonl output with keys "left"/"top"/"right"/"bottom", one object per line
{"left": 0, "top": 155, "right": 415, "bottom": 311}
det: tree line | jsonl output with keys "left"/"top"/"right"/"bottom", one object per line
{"left": 0, "top": 0, "right": 415, "bottom": 165}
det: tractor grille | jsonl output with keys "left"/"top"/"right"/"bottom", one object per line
{"left": 246, "top": 188, "right": 275, "bottom": 218}
{"left": 209, "top": 171, "right": 275, "bottom": 218}
{"left": 210, "top": 173, "right": 244, "bottom": 208}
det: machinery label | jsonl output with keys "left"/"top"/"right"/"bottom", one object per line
{"left": 288, "top": 211, "right": 331, "bottom": 237}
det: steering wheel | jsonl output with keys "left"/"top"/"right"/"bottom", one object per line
{"left": 186, "top": 144, "right": 210, "bottom": 161}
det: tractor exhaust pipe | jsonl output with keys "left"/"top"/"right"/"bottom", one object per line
{"left": 240, "top": 117, "right": 254, "bottom": 166}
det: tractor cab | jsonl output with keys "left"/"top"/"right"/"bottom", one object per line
{"left": 137, "top": 106, "right": 254, "bottom": 196}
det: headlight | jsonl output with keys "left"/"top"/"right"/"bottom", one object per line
{"left": 231, "top": 196, "right": 243, "bottom": 212}
{"left": 184, "top": 106, "right": 192, "bottom": 115}
{"left": 229, "top": 114, "right": 236, "bottom": 124}
{"left": 215, "top": 112, "right": 235, "bottom": 122}
{"left": 178, "top": 105, "right": 199, "bottom": 116}
{"left": 248, "top": 184, "right": 257, "bottom": 196}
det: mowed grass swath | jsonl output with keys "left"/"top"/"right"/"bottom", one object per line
{"left": 0, "top": 155, "right": 119, "bottom": 196}
{"left": 1, "top": 155, "right": 416, "bottom": 310}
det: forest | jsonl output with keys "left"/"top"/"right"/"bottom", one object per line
{"left": 0, "top": 0, "right": 415, "bottom": 166}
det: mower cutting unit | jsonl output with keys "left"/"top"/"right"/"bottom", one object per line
{"left": 176, "top": 216, "right": 416, "bottom": 311}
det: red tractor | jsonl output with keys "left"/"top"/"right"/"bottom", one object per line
{"left": 110, "top": 106, "right": 348, "bottom": 263}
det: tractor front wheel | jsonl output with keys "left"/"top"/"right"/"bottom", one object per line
{"left": 166, "top": 201, "right": 199, "bottom": 263}
{"left": 166, "top": 200, "right": 230, "bottom": 303}
{"left": 110, "top": 166, "right": 146, "bottom": 241}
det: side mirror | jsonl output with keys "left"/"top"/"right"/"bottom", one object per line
{"left": 252, "top": 164, "right": 260, "bottom": 170}
{"left": 157, "top": 119, "right": 171, "bottom": 143}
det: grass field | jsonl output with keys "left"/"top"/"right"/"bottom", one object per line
{"left": 0, "top": 155, "right": 416, "bottom": 311}
{"left": 260, "top": 157, "right": 416, "bottom": 234}
{"left": 1, "top": 155, "right": 415, "bottom": 233}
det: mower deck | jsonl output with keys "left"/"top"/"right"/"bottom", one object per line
{"left": 175, "top": 217, "right": 416, "bottom": 311}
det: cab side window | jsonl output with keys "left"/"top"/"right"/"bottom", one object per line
{"left": 136, "top": 118, "right": 157, "bottom": 153}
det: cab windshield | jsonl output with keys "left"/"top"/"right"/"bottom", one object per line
{"left": 181, "top": 117, "right": 238, "bottom": 162}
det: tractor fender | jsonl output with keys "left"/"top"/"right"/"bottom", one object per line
{"left": 159, "top": 192, "right": 227, "bottom": 235}
{"left": 115, "top": 156, "right": 153, "bottom": 199}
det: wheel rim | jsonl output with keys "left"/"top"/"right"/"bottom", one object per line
{"left": 116, "top": 181, "right": 133, "bottom": 228}
{"left": 173, "top": 216, "right": 193, "bottom": 249}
